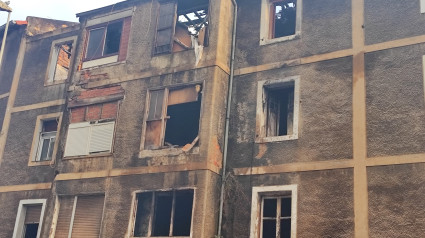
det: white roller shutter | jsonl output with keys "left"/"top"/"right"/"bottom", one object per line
{"left": 89, "top": 121, "right": 115, "bottom": 154}
{"left": 64, "top": 122, "right": 90, "bottom": 157}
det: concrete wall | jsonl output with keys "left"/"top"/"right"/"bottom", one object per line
{"left": 368, "top": 164, "right": 425, "bottom": 238}
{"left": 365, "top": 0, "right": 425, "bottom": 45}
{"left": 234, "top": 0, "right": 352, "bottom": 69}
{"left": 223, "top": 169, "right": 354, "bottom": 238}
{"left": 229, "top": 57, "right": 353, "bottom": 168}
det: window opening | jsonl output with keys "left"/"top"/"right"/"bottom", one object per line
{"left": 35, "top": 120, "right": 57, "bottom": 161}
{"left": 144, "top": 85, "right": 202, "bottom": 150}
{"left": 270, "top": 0, "right": 297, "bottom": 39}
{"left": 265, "top": 84, "right": 294, "bottom": 137}
{"left": 134, "top": 190, "right": 194, "bottom": 237}
{"left": 154, "top": 0, "right": 209, "bottom": 54}
{"left": 52, "top": 43, "right": 72, "bottom": 82}
{"left": 24, "top": 224, "right": 39, "bottom": 238}
{"left": 86, "top": 21, "right": 123, "bottom": 60}
{"left": 261, "top": 196, "right": 292, "bottom": 238}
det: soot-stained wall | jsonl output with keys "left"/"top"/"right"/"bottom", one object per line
{"left": 366, "top": 44, "right": 425, "bottom": 157}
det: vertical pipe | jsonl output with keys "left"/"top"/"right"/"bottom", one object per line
{"left": 217, "top": 0, "right": 237, "bottom": 237}
{"left": 0, "top": 11, "right": 11, "bottom": 70}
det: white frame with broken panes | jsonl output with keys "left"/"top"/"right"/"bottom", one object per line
{"left": 259, "top": 0, "right": 302, "bottom": 45}
{"left": 139, "top": 81, "right": 204, "bottom": 157}
{"left": 127, "top": 188, "right": 196, "bottom": 238}
{"left": 250, "top": 185, "right": 297, "bottom": 238}
{"left": 45, "top": 36, "right": 77, "bottom": 86}
{"left": 82, "top": 8, "right": 134, "bottom": 69}
{"left": 255, "top": 76, "right": 300, "bottom": 143}
{"left": 28, "top": 113, "right": 63, "bottom": 166}
{"left": 12, "top": 199, "right": 47, "bottom": 238}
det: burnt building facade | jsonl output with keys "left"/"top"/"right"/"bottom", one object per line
{"left": 0, "top": 0, "right": 424, "bottom": 238}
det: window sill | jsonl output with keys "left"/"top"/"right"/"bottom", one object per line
{"left": 255, "top": 134, "right": 298, "bottom": 143}
{"left": 82, "top": 55, "right": 120, "bottom": 69}
{"left": 28, "top": 160, "right": 53, "bottom": 167}
{"left": 260, "top": 32, "right": 300, "bottom": 46}
{"left": 44, "top": 79, "right": 66, "bottom": 87}
{"left": 139, "top": 146, "right": 199, "bottom": 158}
{"left": 63, "top": 152, "right": 112, "bottom": 160}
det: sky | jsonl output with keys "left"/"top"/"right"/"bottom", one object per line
{"left": 0, "top": 0, "right": 123, "bottom": 24}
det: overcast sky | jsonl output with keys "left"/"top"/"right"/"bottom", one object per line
{"left": 0, "top": 0, "right": 123, "bottom": 24}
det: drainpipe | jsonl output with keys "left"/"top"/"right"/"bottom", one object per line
{"left": 0, "top": 1, "right": 12, "bottom": 70}
{"left": 217, "top": 0, "right": 237, "bottom": 237}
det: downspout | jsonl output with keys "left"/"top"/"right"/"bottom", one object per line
{"left": 217, "top": 0, "right": 237, "bottom": 237}
{"left": 0, "top": 10, "right": 12, "bottom": 70}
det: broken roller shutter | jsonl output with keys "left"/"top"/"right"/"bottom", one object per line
{"left": 55, "top": 197, "right": 75, "bottom": 238}
{"left": 154, "top": 1, "right": 177, "bottom": 54}
{"left": 64, "top": 122, "right": 90, "bottom": 157}
{"left": 88, "top": 121, "right": 115, "bottom": 154}
{"left": 25, "top": 205, "right": 42, "bottom": 224}
{"left": 71, "top": 195, "right": 105, "bottom": 238}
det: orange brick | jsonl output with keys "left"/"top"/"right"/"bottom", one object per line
{"left": 71, "top": 107, "right": 86, "bottom": 123}
{"left": 86, "top": 104, "right": 102, "bottom": 121}
{"left": 101, "top": 102, "right": 118, "bottom": 119}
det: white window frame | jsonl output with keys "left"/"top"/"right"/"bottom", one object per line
{"left": 250, "top": 185, "right": 297, "bottom": 238}
{"left": 35, "top": 131, "right": 56, "bottom": 162}
{"left": 127, "top": 188, "right": 196, "bottom": 238}
{"left": 260, "top": 0, "right": 302, "bottom": 45}
{"left": 64, "top": 120, "right": 116, "bottom": 158}
{"left": 28, "top": 113, "right": 62, "bottom": 166}
{"left": 12, "top": 199, "right": 47, "bottom": 238}
{"left": 256, "top": 76, "right": 300, "bottom": 143}
{"left": 421, "top": 0, "right": 425, "bottom": 13}
{"left": 45, "top": 36, "right": 77, "bottom": 86}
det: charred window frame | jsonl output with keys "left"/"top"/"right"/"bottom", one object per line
{"left": 256, "top": 76, "right": 299, "bottom": 143}
{"left": 260, "top": 0, "right": 302, "bottom": 45}
{"left": 12, "top": 199, "right": 47, "bottom": 238}
{"left": 250, "top": 185, "right": 297, "bottom": 238}
{"left": 141, "top": 84, "right": 203, "bottom": 151}
{"left": 154, "top": 0, "right": 210, "bottom": 55}
{"left": 46, "top": 36, "right": 77, "bottom": 85}
{"left": 84, "top": 20, "right": 124, "bottom": 61}
{"left": 131, "top": 189, "right": 195, "bottom": 237}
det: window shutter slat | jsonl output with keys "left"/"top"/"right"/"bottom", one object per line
{"left": 71, "top": 195, "right": 105, "bottom": 238}
{"left": 25, "top": 205, "right": 42, "bottom": 224}
{"left": 55, "top": 197, "right": 74, "bottom": 238}
{"left": 64, "top": 122, "right": 90, "bottom": 157}
{"left": 89, "top": 121, "right": 115, "bottom": 153}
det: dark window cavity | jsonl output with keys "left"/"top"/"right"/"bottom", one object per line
{"left": 271, "top": 0, "right": 297, "bottom": 38}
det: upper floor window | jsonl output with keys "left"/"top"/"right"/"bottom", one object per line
{"left": 141, "top": 84, "right": 202, "bottom": 151}
{"left": 82, "top": 8, "right": 133, "bottom": 69}
{"left": 260, "top": 0, "right": 302, "bottom": 45}
{"left": 86, "top": 21, "right": 123, "bottom": 59}
{"left": 46, "top": 36, "right": 77, "bottom": 85}
{"left": 154, "top": 0, "right": 209, "bottom": 55}
{"left": 256, "top": 76, "right": 300, "bottom": 143}
{"left": 29, "top": 113, "right": 62, "bottom": 166}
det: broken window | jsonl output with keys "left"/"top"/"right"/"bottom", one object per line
{"left": 270, "top": 0, "right": 297, "bottom": 39}
{"left": 12, "top": 200, "right": 46, "bottom": 238}
{"left": 143, "top": 84, "right": 202, "bottom": 150}
{"left": 133, "top": 190, "right": 194, "bottom": 237}
{"left": 35, "top": 119, "right": 57, "bottom": 161}
{"left": 64, "top": 102, "right": 119, "bottom": 157}
{"left": 54, "top": 195, "right": 105, "bottom": 238}
{"left": 256, "top": 77, "right": 299, "bottom": 142}
{"left": 265, "top": 85, "right": 294, "bottom": 137}
{"left": 48, "top": 42, "right": 72, "bottom": 83}
{"left": 154, "top": 0, "right": 209, "bottom": 55}
{"left": 86, "top": 21, "right": 123, "bottom": 60}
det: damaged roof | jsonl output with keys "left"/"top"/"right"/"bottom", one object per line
{"left": 76, "top": 0, "right": 139, "bottom": 18}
